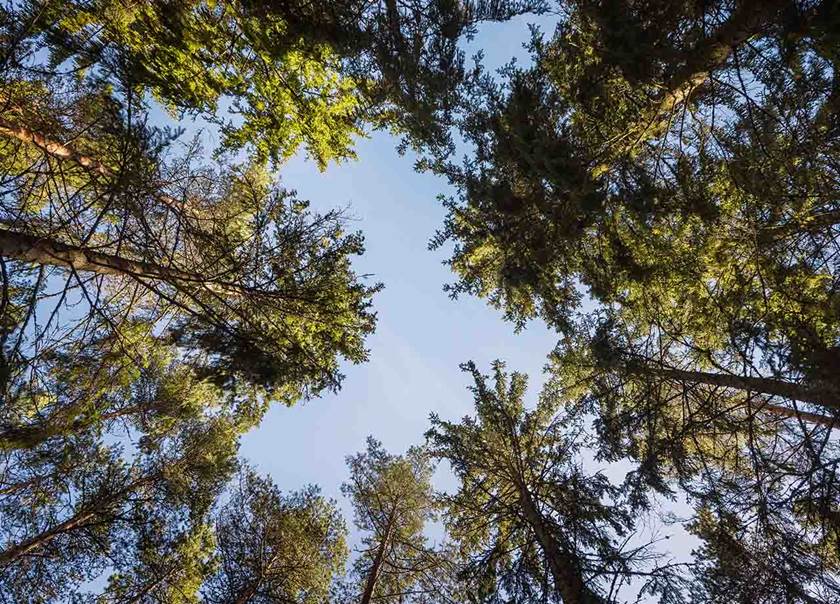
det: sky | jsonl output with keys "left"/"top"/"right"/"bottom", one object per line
{"left": 241, "top": 14, "right": 559, "bottom": 520}
{"left": 236, "top": 12, "right": 698, "bottom": 588}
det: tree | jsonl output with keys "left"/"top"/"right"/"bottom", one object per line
{"left": 548, "top": 315, "right": 840, "bottom": 601}
{"left": 0, "top": 414, "right": 238, "bottom": 601}
{"left": 341, "top": 437, "right": 438, "bottom": 604}
{"left": 201, "top": 466, "right": 347, "bottom": 604}
{"left": 7, "top": 0, "right": 542, "bottom": 166}
{"left": 429, "top": 0, "right": 840, "bottom": 415}
{"left": 426, "top": 361, "right": 679, "bottom": 604}
{"left": 688, "top": 502, "right": 840, "bottom": 603}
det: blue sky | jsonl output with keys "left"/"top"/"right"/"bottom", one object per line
{"left": 241, "top": 13, "right": 559, "bottom": 522}
{"left": 237, "top": 13, "right": 697, "bottom": 586}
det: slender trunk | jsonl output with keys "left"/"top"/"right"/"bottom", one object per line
{"left": 592, "top": 0, "right": 788, "bottom": 169}
{"left": 645, "top": 365, "right": 839, "bottom": 412}
{"left": 651, "top": 0, "right": 787, "bottom": 115}
{"left": 517, "top": 485, "right": 600, "bottom": 604}
{"left": 0, "top": 116, "right": 191, "bottom": 213}
{"left": 0, "top": 509, "right": 97, "bottom": 564}
{"left": 760, "top": 401, "right": 837, "bottom": 428}
{"left": 360, "top": 509, "right": 396, "bottom": 604}
{"left": 0, "top": 472, "right": 157, "bottom": 564}
{"left": 0, "top": 227, "right": 244, "bottom": 296}
{"left": 0, "top": 116, "right": 110, "bottom": 175}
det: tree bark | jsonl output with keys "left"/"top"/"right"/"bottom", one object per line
{"left": 0, "top": 471, "right": 158, "bottom": 565}
{"left": 0, "top": 116, "right": 192, "bottom": 213}
{"left": 759, "top": 401, "right": 837, "bottom": 428}
{"left": 0, "top": 227, "right": 244, "bottom": 296}
{"left": 645, "top": 365, "right": 839, "bottom": 412}
{"left": 0, "top": 116, "right": 110, "bottom": 175}
{"left": 592, "top": 0, "right": 789, "bottom": 168}
{"left": 0, "top": 403, "right": 144, "bottom": 451}
{"left": 517, "top": 485, "right": 600, "bottom": 604}
{"left": 0, "top": 509, "right": 97, "bottom": 564}
{"left": 360, "top": 509, "right": 396, "bottom": 604}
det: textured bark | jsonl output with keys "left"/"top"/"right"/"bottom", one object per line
{"left": 0, "top": 116, "right": 110, "bottom": 175}
{"left": 0, "top": 227, "right": 243, "bottom": 296}
{"left": 517, "top": 485, "right": 600, "bottom": 604}
{"left": 0, "top": 472, "right": 155, "bottom": 564}
{"left": 760, "top": 401, "right": 837, "bottom": 428}
{"left": 650, "top": 0, "right": 787, "bottom": 118}
{"left": 592, "top": 0, "right": 789, "bottom": 168}
{"left": 360, "top": 509, "right": 396, "bottom": 604}
{"left": 0, "top": 509, "right": 97, "bottom": 564}
{"left": 648, "top": 365, "right": 839, "bottom": 412}
{"left": 0, "top": 117, "right": 191, "bottom": 213}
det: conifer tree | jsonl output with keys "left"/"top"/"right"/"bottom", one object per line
{"left": 426, "top": 362, "right": 680, "bottom": 603}
{"left": 201, "top": 467, "right": 347, "bottom": 604}
{"left": 0, "top": 415, "right": 238, "bottom": 601}
{"left": 341, "top": 438, "right": 438, "bottom": 604}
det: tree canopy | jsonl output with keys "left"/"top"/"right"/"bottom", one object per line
{"left": 2, "top": 0, "right": 840, "bottom": 602}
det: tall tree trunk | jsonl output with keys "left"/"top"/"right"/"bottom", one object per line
{"left": 0, "top": 509, "right": 97, "bottom": 564}
{"left": 0, "top": 472, "right": 157, "bottom": 565}
{"left": 517, "top": 485, "right": 600, "bottom": 604}
{"left": 592, "top": 0, "right": 790, "bottom": 168}
{"left": 0, "top": 116, "right": 109, "bottom": 173}
{"left": 644, "top": 365, "right": 839, "bottom": 412}
{"left": 650, "top": 0, "right": 788, "bottom": 116}
{"left": 0, "top": 116, "right": 192, "bottom": 213}
{"left": 360, "top": 509, "right": 396, "bottom": 604}
{"left": 0, "top": 227, "right": 246, "bottom": 296}
{"left": 759, "top": 401, "right": 837, "bottom": 428}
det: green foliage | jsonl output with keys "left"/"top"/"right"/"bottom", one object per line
{"left": 202, "top": 466, "right": 348, "bottom": 604}
{"left": 426, "top": 361, "right": 675, "bottom": 603}
{"left": 341, "top": 438, "right": 436, "bottom": 603}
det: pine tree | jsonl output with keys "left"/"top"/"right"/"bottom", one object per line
{"left": 0, "top": 415, "right": 238, "bottom": 601}
{"left": 201, "top": 466, "right": 347, "bottom": 604}
{"left": 426, "top": 362, "right": 679, "bottom": 603}
{"left": 341, "top": 438, "right": 437, "bottom": 604}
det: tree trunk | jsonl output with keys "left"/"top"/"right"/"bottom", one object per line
{"left": 0, "top": 227, "right": 244, "bottom": 296}
{"left": 646, "top": 365, "right": 839, "bottom": 412}
{"left": 0, "top": 471, "right": 157, "bottom": 565}
{"left": 0, "top": 116, "right": 192, "bottom": 214}
{"left": 517, "top": 485, "right": 600, "bottom": 604}
{"left": 651, "top": 0, "right": 787, "bottom": 115}
{"left": 759, "top": 401, "right": 837, "bottom": 428}
{"left": 0, "top": 403, "right": 144, "bottom": 450}
{"left": 592, "top": 0, "right": 789, "bottom": 169}
{"left": 0, "top": 509, "right": 97, "bottom": 564}
{"left": 360, "top": 509, "right": 396, "bottom": 604}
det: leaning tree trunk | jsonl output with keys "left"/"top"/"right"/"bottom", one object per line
{"left": 517, "top": 484, "right": 601, "bottom": 604}
{"left": 645, "top": 365, "right": 840, "bottom": 412}
{"left": 0, "top": 116, "right": 192, "bottom": 214}
{"left": 0, "top": 508, "right": 98, "bottom": 564}
{"left": 360, "top": 508, "right": 396, "bottom": 604}
{"left": 0, "top": 470, "right": 157, "bottom": 565}
{"left": 0, "top": 403, "right": 144, "bottom": 451}
{"left": 591, "top": 0, "right": 790, "bottom": 169}
{"left": 0, "top": 227, "right": 247, "bottom": 297}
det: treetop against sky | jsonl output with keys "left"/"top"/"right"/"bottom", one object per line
{"left": 1, "top": 1, "right": 839, "bottom": 602}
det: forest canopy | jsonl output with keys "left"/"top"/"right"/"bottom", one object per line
{"left": 1, "top": 1, "right": 839, "bottom": 602}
